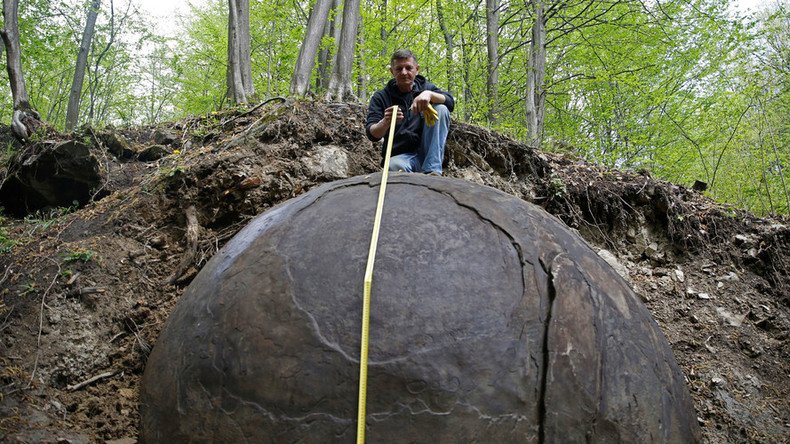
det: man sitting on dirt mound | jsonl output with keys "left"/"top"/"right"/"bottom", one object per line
{"left": 365, "top": 49, "right": 455, "bottom": 176}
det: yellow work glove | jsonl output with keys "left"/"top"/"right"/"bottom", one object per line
{"left": 424, "top": 104, "right": 439, "bottom": 127}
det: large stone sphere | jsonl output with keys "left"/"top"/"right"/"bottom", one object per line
{"left": 141, "top": 174, "right": 699, "bottom": 443}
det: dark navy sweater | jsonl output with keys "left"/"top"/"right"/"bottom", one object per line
{"left": 365, "top": 75, "right": 455, "bottom": 160}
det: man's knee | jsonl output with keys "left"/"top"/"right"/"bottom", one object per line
{"left": 433, "top": 104, "right": 450, "bottom": 121}
{"left": 389, "top": 155, "right": 412, "bottom": 172}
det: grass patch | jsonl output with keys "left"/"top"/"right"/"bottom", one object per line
{"left": 63, "top": 249, "right": 96, "bottom": 263}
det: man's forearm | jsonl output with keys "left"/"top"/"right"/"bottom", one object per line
{"left": 428, "top": 91, "right": 446, "bottom": 104}
{"left": 368, "top": 119, "right": 389, "bottom": 140}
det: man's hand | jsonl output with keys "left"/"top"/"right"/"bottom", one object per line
{"left": 383, "top": 105, "right": 404, "bottom": 125}
{"left": 410, "top": 91, "right": 434, "bottom": 114}
{"left": 369, "top": 106, "right": 403, "bottom": 140}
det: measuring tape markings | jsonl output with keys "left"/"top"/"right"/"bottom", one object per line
{"left": 357, "top": 105, "right": 399, "bottom": 444}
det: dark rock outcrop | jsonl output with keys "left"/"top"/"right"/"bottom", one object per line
{"left": 141, "top": 174, "right": 700, "bottom": 442}
{"left": 153, "top": 128, "right": 178, "bottom": 146}
{"left": 99, "top": 131, "right": 138, "bottom": 159}
{"left": 137, "top": 144, "right": 169, "bottom": 162}
{"left": 0, "top": 140, "right": 101, "bottom": 216}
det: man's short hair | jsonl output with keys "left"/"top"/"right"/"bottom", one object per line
{"left": 391, "top": 49, "right": 417, "bottom": 65}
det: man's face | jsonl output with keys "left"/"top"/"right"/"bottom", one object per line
{"left": 390, "top": 57, "right": 419, "bottom": 92}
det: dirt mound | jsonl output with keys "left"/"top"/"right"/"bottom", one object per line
{"left": 0, "top": 100, "right": 787, "bottom": 443}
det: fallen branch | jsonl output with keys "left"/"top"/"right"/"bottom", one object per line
{"left": 66, "top": 370, "right": 117, "bottom": 391}
{"left": 233, "top": 96, "right": 286, "bottom": 121}
{"left": 0, "top": 265, "right": 12, "bottom": 287}
{"left": 65, "top": 286, "right": 105, "bottom": 298}
{"left": 167, "top": 205, "right": 200, "bottom": 285}
{"left": 125, "top": 318, "right": 151, "bottom": 356}
{"left": 65, "top": 271, "right": 80, "bottom": 286}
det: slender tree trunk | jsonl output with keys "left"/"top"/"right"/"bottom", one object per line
{"left": 47, "top": 73, "right": 68, "bottom": 123}
{"left": 326, "top": 0, "right": 361, "bottom": 101}
{"left": 485, "top": 0, "right": 499, "bottom": 124}
{"left": 227, "top": 0, "right": 253, "bottom": 104}
{"left": 379, "top": 0, "right": 387, "bottom": 57}
{"left": 1, "top": 0, "right": 28, "bottom": 110}
{"left": 2, "top": 0, "right": 40, "bottom": 140}
{"left": 291, "top": 0, "right": 333, "bottom": 96}
{"left": 357, "top": 20, "right": 367, "bottom": 100}
{"left": 87, "top": 0, "right": 116, "bottom": 124}
{"left": 436, "top": 0, "right": 455, "bottom": 95}
{"left": 316, "top": 8, "right": 332, "bottom": 92}
{"left": 758, "top": 96, "right": 790, "bottom": 213}
{"left": 227, "top": 1, "right": 245, "bottom": 104}
{"left": 238, "top": 0, "right": 252, "bottom": 98}
{"left": 65, "top": 0, "right": 101, "bottom": 132}
{"left": 317, "top": 0, "right": 341, "bottom": 92}
{"left": 526, "top": 0, "right": 545, "bottom": 145}
{"left": 460, "top": 33, "right": 472, "bottom": 121}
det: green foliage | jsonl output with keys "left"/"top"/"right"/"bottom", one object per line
{"left": 547, "top": 174, "right": 567, "bottom": 200}
{"left": 159, "top": 163, "right": 185, "bottom": 179}
{"left": 9, "top": 0, "right": 78, "bottom": 125}
{"left": 60, "top": 269, "right": 74, "bottom": 279}
{"left": 168, "top": 0, "right": 228, "bottom": 116}
{"left": 63, "top": 248, "right": 95, "bottom": 263}
{"left": 169, "top": 0, "right": 303, "bottom": 116}
{"left": 0, "top": 230, "right": 14, "bottom": 254}
{"left": 1, "top": 0, "right": 786, "bottom": 214}
{"left": 138, "top": 38, "right": 180, "bottom": 125}
{"left": 23, "top": 204, "right": 78, "bottom": 233}
{"left": 0, "top": 0, "right": 162, "bottom": 129}
{"left": 1, "top": 141, "right": 17, "bottom": 166}
{"left": 19, "top": 281, "right": 37, "bottom": 297}
{"left": 0, "top": 214, "right": 16, "bottom": 254}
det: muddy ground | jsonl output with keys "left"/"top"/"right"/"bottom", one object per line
{"left": 0, "top": 100, "right": 787, "bottom": 443}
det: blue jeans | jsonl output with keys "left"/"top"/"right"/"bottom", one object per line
{"left": 388, "top": 104, "right": 450, "bottom": 175}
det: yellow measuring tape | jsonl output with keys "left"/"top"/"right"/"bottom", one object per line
{"left": 357, "top": 106, "right": 398, "bottom": 444}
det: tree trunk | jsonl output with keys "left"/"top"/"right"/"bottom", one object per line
{"left": 46, "top": 72, "right": 68, "bottom": 123}
{"left": 485, "top": 0, "right": 499, "bottom": 124}
{"left": 86, "top": 0, "right": 116, "bottom": 125}
{"left": 356, "top": 20, "right": 367, "bottom": 100}
{"left": 65, "top": 0, "right": 101, "bottom": 132}
{"left": 460, "top": 33, "right": 473, "bottom": 121}
{"left": 325, "top": 0, "right": 361, "bottom": 101}
{"left": 379, "top": 0, "right": 387, "bottom": 57}
{"left": 227, "top": 0, "right": 253, "bottom": 104}
{"left": 526, "top": 0, "right": 546, "bottom": 145}
{"left": 291, "top": 0, "right": 333, "bottom": 96}
{"left": 2, "top": 0, "right": 40, "bottom": 140}
{"left": 436, "top": 0, "right": 455, "bottom": 95}
{"left": 316, "top": 11, "right": 332, "bottom": 92}
{"left": 317, "top": 0, "right": 341, "bottom": 92}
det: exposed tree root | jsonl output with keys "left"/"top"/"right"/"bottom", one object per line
{"left": 167, "top": 205, "right": 200, "bottom": 285}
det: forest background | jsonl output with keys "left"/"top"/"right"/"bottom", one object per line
{"left": 0, "top": 0, "right": 787, "bottom": 216}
